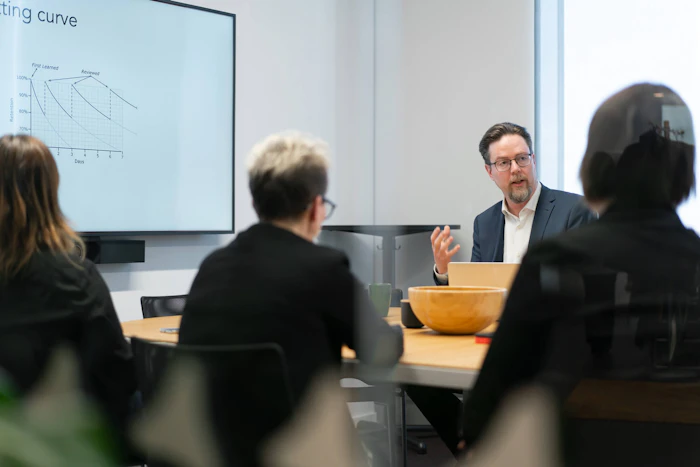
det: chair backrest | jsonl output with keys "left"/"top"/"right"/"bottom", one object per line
{"left": 140, "top": 295, "right": 188, "bottom": 319}
{"left": 524, "top": 260, "right": 700, "bottom": 386}
{"left": 564, "top": 295, "right": 700, "bottom": 467}
{"left": 130, "top": 339, "right": 177, "bottom": 405}
{"left": 527, "top": 265, "right": 700, "bottom": 466}
{"left": 131, "top": 338, "right": 295, "bottom": 466}
{"left": 565, "top": 292, "right": 700, "bottom": 423}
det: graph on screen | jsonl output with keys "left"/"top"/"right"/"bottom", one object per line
{"left": 0, "top": 0, "right": 234, "bottom": 233}
{"left": 18, "top": 70, "right": 137, "bottom": 158}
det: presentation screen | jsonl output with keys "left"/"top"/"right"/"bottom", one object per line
{"left": 0, "top": 0, "right": 235, "bottom": 234}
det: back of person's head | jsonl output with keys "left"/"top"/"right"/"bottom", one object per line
{"left": 247, "top": 131, "right": 329, "bottom": 222}
{"left": 579, "top": 83, "right": 695, "bottom": 210}
{"left": 0, "top": 135, "right": 83, "bottom": 278}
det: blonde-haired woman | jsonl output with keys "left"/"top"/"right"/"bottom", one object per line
{"left": 0, "top": 134, "right": 136, "bottom": 462}
{"left": 180, "top": 131, "right": 403, "bottom": 467}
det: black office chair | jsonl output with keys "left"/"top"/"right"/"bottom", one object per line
{"left": 563, "top": 292, "right": 700, "bottom": 467}
{"left": 503, "top": 266, "right": 700, "bottom": 467}
{"left": 131, "top": 338, "right": 294, "bottom": 467}
{"left": 139, "top": 295, "right": 187, "bottom": 319}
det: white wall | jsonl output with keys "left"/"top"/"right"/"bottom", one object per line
{"left": 103, "top": 0, "right": 536, "bottom": 320}
{"left": 102, "top": 0, "right": 376, "bottom": 321}
{"left": 98, "top": 0, "right": 535, "bottom": 428}
{"left": 374, "top": 0, "right": 535, "bottom": 294}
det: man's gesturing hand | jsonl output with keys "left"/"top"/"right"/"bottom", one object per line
{"left": 431, "top": 225, "right": 460, "bottom": 275}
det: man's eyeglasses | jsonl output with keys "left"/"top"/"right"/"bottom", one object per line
{"left": 488, "top": 153, "right": 532, "bottom": 172}
{"left": 322, "top": 196, "right": 336, "bottom": 220}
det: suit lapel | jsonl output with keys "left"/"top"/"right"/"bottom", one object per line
{"left": 529, "top": 185, "right": 555, "bottom": 246}
{"left": 493, "top": 213, "right": 505, "bottom": 262}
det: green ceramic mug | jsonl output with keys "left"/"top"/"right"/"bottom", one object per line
{"left": 368, "top": 283, "right": 392, "bottom": 317}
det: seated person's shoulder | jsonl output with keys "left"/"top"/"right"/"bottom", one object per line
{"left": 550, "top": 188, "right": 595, "bottom": 226}
{"left": 291, "top": 243, "right": 354, "bottom": 285}
{"left": 524, "top": 220, "right": 604, "bottom": 269}
{"left": 197, "top": 245, "right": 229, "bottom": 269}
{"left": 28, "top": 251, "right": 95, "bottom": 282}
{"left": 195, "top": 237, "right": 351, "bottom": 282}
{"left": 307, "top": 244, "right": 351, "bottom": 273}
{"left": 522, "top": 235, "right": 579, "bottom": 266}
{"left": 10, "top": 252, "right": 109, "bottom": 311}
{"left": 551, "top": 188, "right": 587, "bottom": 208}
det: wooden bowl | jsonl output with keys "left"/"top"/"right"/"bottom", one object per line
{"left": 407, "top": 286, "right": 506, "bottom": 335}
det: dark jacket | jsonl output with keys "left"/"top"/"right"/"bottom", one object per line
{"left": 433, "top": 185, "right": 594, "bottom": 284}
{"left": 179, "top": 222, "right": 403, "bottom": 465}
{"left": 471, "top": 185, "right": 594, "bottom": 262}
{"left": 461, "top": 206, "right": 700, "bottom": 453}
{"left": 0, "top": 252, "right": 136, "bottom": 451}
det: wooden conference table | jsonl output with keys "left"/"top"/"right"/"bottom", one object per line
{"left": 123, "top": 309, "right": 700, "bottom": 423}
{"left": 121, "top": 308, "right": 494, "bottom": 390}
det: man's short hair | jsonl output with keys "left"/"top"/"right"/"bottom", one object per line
{"left": 247, "top": 131, "right": 329, "bottom": 221}
{"left": 478, "top": 122, "right": 534, "bottom": 165}
{"left": 579, "top": 83, "right": 695, "bottom": 208}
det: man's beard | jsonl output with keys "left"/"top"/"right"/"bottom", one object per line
{"left": 508, "top": 177, "right": 532, "bottom": 204}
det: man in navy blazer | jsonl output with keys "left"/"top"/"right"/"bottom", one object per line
{"left": 431, "top": 122, "right": 594, "bottom": 285}
{"left": 469, "top": 183, "right": 591, "bottom": 262}
{"left": 413, "top": 122, "right": 595, "bottom": 456}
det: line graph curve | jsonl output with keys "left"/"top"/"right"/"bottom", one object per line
{"left": 29, "top": 74, "right": 137, "bottom": 155}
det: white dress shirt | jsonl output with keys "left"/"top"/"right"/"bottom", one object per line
{"left": 502, "top": 181, "right": 542, "bottom": 264}
{"left": 434, "top": 182, "right": 542, "bottom": 284}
